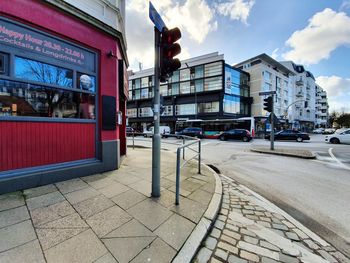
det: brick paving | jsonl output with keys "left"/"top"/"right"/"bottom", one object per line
{"left": 194, "top": 176, "right": 350, "bottom": 263}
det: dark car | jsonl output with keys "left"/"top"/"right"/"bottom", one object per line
{"left": 176, "top": 127, "right": 203, "bottom": 138}
{"left": 218, "top": 129, "right": 252, "bottom": 142}
{"left": 265, "top": 129, "right": 310, "bottom": 142}
{"left": 126, "top": 127, "right": 135, "bottom": 136}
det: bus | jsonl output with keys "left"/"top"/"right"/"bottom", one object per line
{"left": 175, "top": 117, "right": 255, "bottom": 139}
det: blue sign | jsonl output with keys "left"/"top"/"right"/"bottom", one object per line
{"left": 149, "top": 2, "right": 166, "bottom": 32}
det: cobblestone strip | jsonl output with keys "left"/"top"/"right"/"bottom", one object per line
{"left": 194, "top": 176, "right": 350, "bottom": 263}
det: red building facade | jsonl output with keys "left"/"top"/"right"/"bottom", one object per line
{"left": 0, "top": 0, "right": 128, "bottom": 193}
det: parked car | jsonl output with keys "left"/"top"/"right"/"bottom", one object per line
{"left": 265, "top": 129, "right": 310, "bottom": 142}
{"left": 312, "top": 128, "right": 324, "bottom": 134}
{"left": 218, "top": 129, "right": 252, "bottom": 142}
{"left": 143, "top": 126, "right": 171, "bottom": 138}
{"left": 126, "top": 126, "right": 134, "bottom": 136}
{"left": 322, "top": 128, "right": 335, "bottom": 134}
{"left": 176, "top": 127, "right": 203, "bottom": 138}
{"left": 325, "top": 128, "right": 350, "bottom": 144}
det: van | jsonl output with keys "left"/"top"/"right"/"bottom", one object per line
{"left": 143, "top": 126, "right": 171, "bottom": 138}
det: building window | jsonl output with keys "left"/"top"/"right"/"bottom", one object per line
{"left": 223, "top": 95, "right": 240, "bottom": 114}
{"left": 180, "top": 81, "right": 190, "bottom": 94}
{"left": 77, "top": 73, "right": 96, "bottom": 92}
{"left": 135, "top": 79, "right": 141, "bottom": 89}
{"left": 162, "top": 105, "right": 173, "bottom": 116}
{"left": 195, "top": 65, "right": 204, "bottom": 79}
{"left": 204, "top": 76, "right": 222, "bottom": 91}
{"left": 171, "top": 83, "right": 179, "bottom": 95}
{"left": 15, "top": 57, "right": 73, "bottom": 88}
{"left": 139, "top": 107, "right": 153, "bottom": 117}
{"left": 180, "top": 68, "right": 190, "bottom": 81}
{"left": 205, "top": 61, "right": 222, "bottom": 77}
{"left": 195, "top": 79, "right": 204, "bottom": 92}
{"left": 135, "top": 89, "right": 140, "bottom": 100}
{"left": 175, "top": 103, "right": 196, "bottom": 115}
{"left": 198, "top": 101, "right": 219, "bottom": 113}
{"left": 141, "top": 77, "right": 148, "bottom": 88}
{"left": 128, "top": 90, "right": 132, "bottom": 100}
{"left": 160, "top": 84, "right": 168, "bottom": 96}
{"left": 170, "top": 70, "right": 180, "bottom": 83}
{"left": 263, "top": 71, "right": 272, "bottom": 82}
{"left": 141, "top": 88, "right": 149, "bottom": 99}
{"left": 263, "top": 82, "right": 271, "bottom": 92}
{"left": 127, "top": 108, "right": 137, "bottom": 117}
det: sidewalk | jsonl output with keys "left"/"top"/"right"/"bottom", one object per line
{"left": 194, "top": 174, "right": 350, "bottom": 263}
{"left": 0, "top": 148, "right": 221, "bottom": 263}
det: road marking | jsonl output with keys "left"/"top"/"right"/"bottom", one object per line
{"left": 328, "top": 148, "right": 350, "bottom": 171}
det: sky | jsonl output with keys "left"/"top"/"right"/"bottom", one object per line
{"left": 125, "top": 0, "right": 350, "bottom": 113}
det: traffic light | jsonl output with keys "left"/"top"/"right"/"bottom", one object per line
{"left": 160, "top": 27, "right": 181, "bottom": 82}
{"left": 263, "top": 96, "right": 273, "bottom": 112}
{"left": 304, "top": 101, "right": 308, "bottom": 108}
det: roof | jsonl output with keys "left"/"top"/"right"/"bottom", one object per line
{"left": 234, "top": 53, "right": 295, "bottom": 76}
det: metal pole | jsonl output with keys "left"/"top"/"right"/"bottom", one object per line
{"left": 198, "top": 140, "right": 201, "bottom": 174}
{"left": 175, "top": 148, "right": 181, "bottom": 205}
{"left": 271, "top": 95, "right": 275, "bottom": 150}
{"left": 182, "top": 138, "right": 185, "bottom": 160}
{"left": 132, "top": 132, "right": 135, "bottom": 150}
{"left": 152, "top": 27, "right": 161, "bottom": 197}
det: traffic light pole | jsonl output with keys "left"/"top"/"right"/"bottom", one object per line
{"left": 271, "top": 95, "right": 275, "bottom": 150}
{"left": 152, "top": 27, "right": 161, "bottom": 197}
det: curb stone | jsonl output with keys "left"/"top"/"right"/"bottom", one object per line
{"left": 250, "top": 148, "right": 316, "bottom": 159}
{"left": 172, "top": 164, "right": 223, "bottom": 263}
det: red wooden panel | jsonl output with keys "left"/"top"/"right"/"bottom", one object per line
{"left": 0, "top": 122, "right": 96, "bottom": 172}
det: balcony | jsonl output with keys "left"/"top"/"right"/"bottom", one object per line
{"left": 319, "top": 105, "right": 328, "bottom": 110}
{"left": 295, "top": 92, "right": 303, "bottom": 98}
{"left": 318, "top": 98, "right": 327, "bottom": 103}
{"left": 295, "top": 79, "right": 304, "bottom": 86}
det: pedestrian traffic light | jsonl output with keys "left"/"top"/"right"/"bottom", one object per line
{"left": 263, "top": 96, "right": 273, "bottom": 112}
{"left": 304, "top": 101, "right": 308, "bottom": 108}
{"left": 160, "top": 27, "right": 181, "bottom": 82}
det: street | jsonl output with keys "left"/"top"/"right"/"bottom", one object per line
{"left": 128, "top": 134, "right": 350, "bottom": 256}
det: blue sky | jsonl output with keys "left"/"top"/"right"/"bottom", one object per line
{"left": 126, "top": 0, "right": 350, "bottom": 113}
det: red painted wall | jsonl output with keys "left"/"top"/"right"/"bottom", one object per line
{"left": 0, "top": 0, "right": 126, "bottom": 171}
{"left": 0, "top": 122, "right": 95, "bottom": 172}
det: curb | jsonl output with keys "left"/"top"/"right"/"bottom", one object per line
{"left": 250, "top": 148, "right": 316, "bottom": 159}
{"left": 172, "top": 164, "right": 223, "bottom": 263}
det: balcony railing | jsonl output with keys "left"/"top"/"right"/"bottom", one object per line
{"left": 295, "top": 80, "right": 304, "bottom": 86}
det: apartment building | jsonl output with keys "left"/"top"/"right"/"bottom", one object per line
{"left": 234, "top": 54, "right": 295, "bottom": 136}
{"left": 127, "top": 53, "right": 252, "bottom": 132}
{"left": 315, "top": 85, "right": 329, "bottom": 127}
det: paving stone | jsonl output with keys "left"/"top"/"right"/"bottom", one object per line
{"left": 168, "top": 185, "right": 192, "bottom": 197}
{"left": 205, "top": 236, "right": 218, "bottom": 250}
{"left": 153, "top": 189, "right": 177, "bottom": 208}
{"left": 0, "top": 192, "right": 25, "bottom": 212}
{"left": 258, "top": 221, "right": 272, "bottom": 228}
{"left": 128, "top": 199, "right": 173, "bottom": 231}
{"left": 221, "top": 208, "right": 229, "bottom": 215}
{"left": 130, "top": 238, "right": 176, "bottom": 263}
{"left": 201, "top": 182, "right": 215, "bottom": 193}
{"left": 94, "top": 253, "right": 118, "bottom": 263}
{"left": 26, "top": 191, "right": 65, "bottom": 210}
{"left": 111, "top": 189, "right": 146, "bottom": 210}
{"left": 170, "top": 197, "right": 206, "bottom": 223}
{"left": 214, "top": 220, "right": 225, "bottom": 230}
{"left": 260, "top": 217, "right": 272, "bottom": 222}
{"left": 291, "top": 241, "right": 312, "bottom": 252}
{"left": 260, "top": 241, "right": 280, "bottom": 252}
{"left": 330, "top": 251, "right": 350, "bottom": 263}
{"left": 323, "top": 246, "right": 336, "bottom": 252}
{"left": 31, "top": 201, "right": 75, "bottom": 227}
{"left": 210, "top": 228, "right": 222, "bottom": 239}
{"left": 37, "top": 212, "right": 87, "bottom": 229}
{"left": 286, "top": 231, "right": 300, "bottom": 241}
{"left": 318, "top": 250, "right": 338, "bottom": 263}
{"left": 261, "top": 257, "right": 279, "bottom": 263}
{"left": 231, "top": 204, "right": 241, "bottom": 209}
{"left": 104, "top": 219, "right": 155, "bottom": 238}
{"left": 278, "top": 253, "right": 299, "bottom": 263}
{"left": 238, "top": 241, "right": 279, "bottom": 260}
{"left": 0, "top": 220, "right": 36, "bottom": 252}
{"left": 103, "top": 236, "right": 155, "bottom": 263}
{"left": 98, "top": 182, "right": 130, "bottom": 198}
{"left": 64, "top": 187, "right": 100, "bottom": 205}
{"left": 244, "top": 205, "right": 255, "bottom": 210}
{"left": 44, "top": 229, "right": 107, "bottom": 263}
{"left": 218, "top": 215, "right": 227, "bottom": 221}
{"left": 304, "top": 239, "right": 320, "bottom": 250}
{"left": 240, "top": 228, "right": 257, "bottom": 237}
{"left": 282, "top": 220, "right": 295, "bottom": 228}
{"left": 74, "top": 195, "right": 114, "bottom": 219}
{"left": 226, "top": 223, "right": 239, "bottom": 232}
{"left": 196, "top": 247, "right": 213, "bottom": 263}
{"left": 255, "top": 211, "right": 265, "bottom": 216}
{"left": 240, "top": 250, "right": 259, "bottom": 262}
{"left": 215, "top": 248, "right": 228, "bottom": 261}
{"left": 272, "top": 223, "right": 289, "bottom": 231}
{"left": 224, "top": 229, "right": 241, "bottom": 240}
{"left": 155, "top": 213, "right": 195, "bottom": 250}
{"left": 293, "top": 228, "right": 308, "bottom": 239}
{"left": 221, "top": 234, "right": 237, "bottom": 245}
{"left": 55, "top": 178, "right": 89, "bottom": 194}
{"left": 244, "top": 236, "right": 259, "bottom": 245}
{"left": 0, "top": 239, "right": 45, "bottom": 263}
{"left": 218, "top": 241, "right": 239, "bottom": 254}
{"left": 246, "top": 215, "right": 259, "bottom": 221}
{"left": 0, "top": 205, "right": 29, "bottom": 228}
{"left": 271, "top": 229, "right": 285, "bottom": 237}
{"left": 36, "top": 227, "right": 87, "bottom": 250}
{"left": 86, "top": 177, "right": 115, "bottom": 190}
{"left": 87, "top": 205, "right": 132, "bottom": 237}
{"left": 111, "top": 173, "right": 141, "bottom": 185}
{"left": 23, "top": 184, "right": 57, "bottom": 199}
{"left": 228, "top": 254, "right": 248, "bottom": 263}
{"left": 242, "top": 209, "right": 254, "bottom": 215}
{"left": 129, "top": 180, "right": 152, "bottom": 197}
{"left": 222, "top": 203, "right": 230, "bottom": 209}
{"left": 211, "top": 257, "right": 224, "bottom": 263}
{"left": 271, "top": 218, "right": 282, "bottom": 224}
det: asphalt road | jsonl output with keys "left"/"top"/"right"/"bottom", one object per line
{"left": 127, "top": 135, "right": 350, "bottom": 255}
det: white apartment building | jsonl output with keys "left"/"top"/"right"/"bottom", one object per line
{"left": 315, "top": 85, "right": 329, "bottom": 127}
{"left": 235, "top": 54, "right": 295, "bottom": 136}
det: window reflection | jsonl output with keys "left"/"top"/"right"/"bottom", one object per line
{"left": 77, "top": 73, "right": 96, "bottom": 92}
{"left": 0, "top": 79, "right": 95, "bottom": 119}
{"left": 15, "top": 57, "right": 73, "bottom": 88}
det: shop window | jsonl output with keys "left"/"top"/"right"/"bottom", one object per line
{"left": 175, "top": 103, "right": 196, "bottom": 115}
{"left": 0, "top": 53, "right": 8, "bottom": 75}
{"left": 127, "top": 108, "right": 137, "bottom": 118}
{"left": 0, "top": 79, "right": 95, "bottom": 119}
{"left": 77, "top": 73, "right": 96, "bottom": 92}
{"left": 198, "top": 101, "right": 219, "bottom": 113}
{"left": 15, "top": 57, "right": 73, "bottom": 88}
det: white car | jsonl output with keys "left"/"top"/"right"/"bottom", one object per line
{"left": 325, "top": 128, "right": 350, "bottom": 144}
{"left": 143, "top": 126, "right": 171, "bottom": 138}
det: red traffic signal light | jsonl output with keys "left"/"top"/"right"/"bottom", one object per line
{"left": 263, "top": 96, "right": 273, "bottom": 112}
{"left": 160, "top": 27, "right": 182, "bottom": 82}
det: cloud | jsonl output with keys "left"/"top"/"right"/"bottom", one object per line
{"left": 126, "top": 0, "right": 217, "bottom": 70}
{"left": 316, "top": 75, "right": 350, "bottom": 112}
{"left": 216, "top": 0, "right": 255, "bottom": 24}
{"left": 283, "top": 8, "right": 350, "bottom": 65}
{"left": 340, "top": 0, "right": 350, "bottom": 11}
